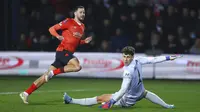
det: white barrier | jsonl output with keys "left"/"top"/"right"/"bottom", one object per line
{"left": 0, "top": 52, "right": 199, "bottom": 79}
{"left": 155, "top": 55, "right": 200, "bottom": 79}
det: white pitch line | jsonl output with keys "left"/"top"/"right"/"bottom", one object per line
{"left": 0, "top": 89, "right": 108, "bottom": 95}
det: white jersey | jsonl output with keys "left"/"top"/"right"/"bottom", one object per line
{"left": 123, "top": 58, "right": 145, "bottom": 100}
{"left": 112, "top": 56, "right": 168, "bottom": 107}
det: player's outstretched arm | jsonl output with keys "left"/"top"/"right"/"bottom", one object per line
{"left": 138, "top": 55, "right": 183, "bottom": 65}
{"left": 49, "top": 24, "right": 64, "bottom": 40}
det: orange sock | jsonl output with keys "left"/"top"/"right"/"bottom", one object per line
{"left": 25, "top": 83, "right": 37, "bottom": 95}
{"left": 53, "top": 68, "right": 64, "bottom": 76}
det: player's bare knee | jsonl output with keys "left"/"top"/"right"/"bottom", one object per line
{"left": 97, "top": 96, "right": 103, "bottom": 103}
{"left": 97, "top": 94, "right": 110, "bottom": 103}
{"left": 74, "top": 65, "right": 82, "bottom": 72}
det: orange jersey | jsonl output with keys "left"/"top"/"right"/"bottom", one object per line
{"left": 56, "top": 18, "right": 85, "bottom": 53}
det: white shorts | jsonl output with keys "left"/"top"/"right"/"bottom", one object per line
{"left": 112, "top": 92, "right": 145, "bottom": 107}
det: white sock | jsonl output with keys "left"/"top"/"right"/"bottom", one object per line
{"left": 145, "top": 91, "right": 170, "bottom": 108}
{"left": 23, "top": 92, "right": 29, "bottom": 96}
{"left": 49, "top": 71, "right": 54, "bottom": 78}
{"left": 71, "top": 97, "right": 97, "bottom": 106}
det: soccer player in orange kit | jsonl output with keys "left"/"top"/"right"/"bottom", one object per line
{"left": 20, "top": 6, "right": 92, "bottom": 104}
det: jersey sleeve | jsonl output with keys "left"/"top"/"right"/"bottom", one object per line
{"left": 58, "top": 18, "right": 70, "bottom": 30}
{"left": 112, "top": 69, "right": 133, "bottom": 101}
{"left": 138, "top": 56, "right": 167, "bottom": 65}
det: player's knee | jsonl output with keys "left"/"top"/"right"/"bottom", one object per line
{"left": 74, "top": 65, "right": 82, "bottom": 72}
{"left": 97, "top": 94, "right": 110, "bottom": 103}
{"left": 97, "top": 96, "right": 103, "bottom": 102}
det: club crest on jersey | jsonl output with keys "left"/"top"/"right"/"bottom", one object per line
{"left": 125, "top": 73, "right": 130, "bottom": 76}
{"left": 74, "top": 26, "right": 77, "bottom": 29}
{"left": 73, "top": 32, "right": 82, "bottom": 38}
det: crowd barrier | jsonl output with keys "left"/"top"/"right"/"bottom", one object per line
{"left": 0, "top": 52, "right": 199, "bottom": 79}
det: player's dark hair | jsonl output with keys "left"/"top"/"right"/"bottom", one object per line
{"left": 122, "top": 46, "right": 135, "bottom": 56}
{"left": 74, "top": 6, "right": 85, "bottom": 12}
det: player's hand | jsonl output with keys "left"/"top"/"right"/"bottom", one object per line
{"left": 99, "top": 99, "right": 116, "bottom": 109}
{"left": 84, "top": 36, "right": 92, "bottom": 43}
{"left": 169, "top": 55, "right": 183, "bottom": 60}
{"left": 56, "top": 35, "right": 64, "bottom": 41}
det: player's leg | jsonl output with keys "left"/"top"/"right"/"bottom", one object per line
{"left": 19, "top": 65, "right": 57, "bottom": 104}
{"left": 144, "top": 90, "right": 174, "bottom": 108}
{"left": 95, "top": 94, "right": 130, "bottom": 107}
{"left": 97, "top": 94, "right": 113, "bottom": 103}
{"left": 63, "top": 93, "right": 112, "bottom": 106}
{"left": 54, "top": 50, "right": 81, "bottom": 73}
{"left": 45, "top": 57, "right": 82, "bottom": 81}
{"left": 53, "top": 57, "right": 81, "bottom": 75}
{"left": 34, "top": 65, "right": 57, "bottom": 87}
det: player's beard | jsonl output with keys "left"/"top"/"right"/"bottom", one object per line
{"left": 78, "top": 16, "right": 85, "bottom": 22}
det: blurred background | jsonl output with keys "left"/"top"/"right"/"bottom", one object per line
{"left": 2, "top": 0, "right": 200, "bottom": 54}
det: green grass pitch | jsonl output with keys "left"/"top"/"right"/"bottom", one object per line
{"left": 0, "top": 76, "right": 199, "bottom": 112}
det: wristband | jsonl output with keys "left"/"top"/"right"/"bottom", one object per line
{"left": 166, "top": 56, "right": 170, "bottom": 60}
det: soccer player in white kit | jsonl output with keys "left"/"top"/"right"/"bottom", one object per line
{"left": 63, "top": 46, "right": 180, "bottom": 109}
